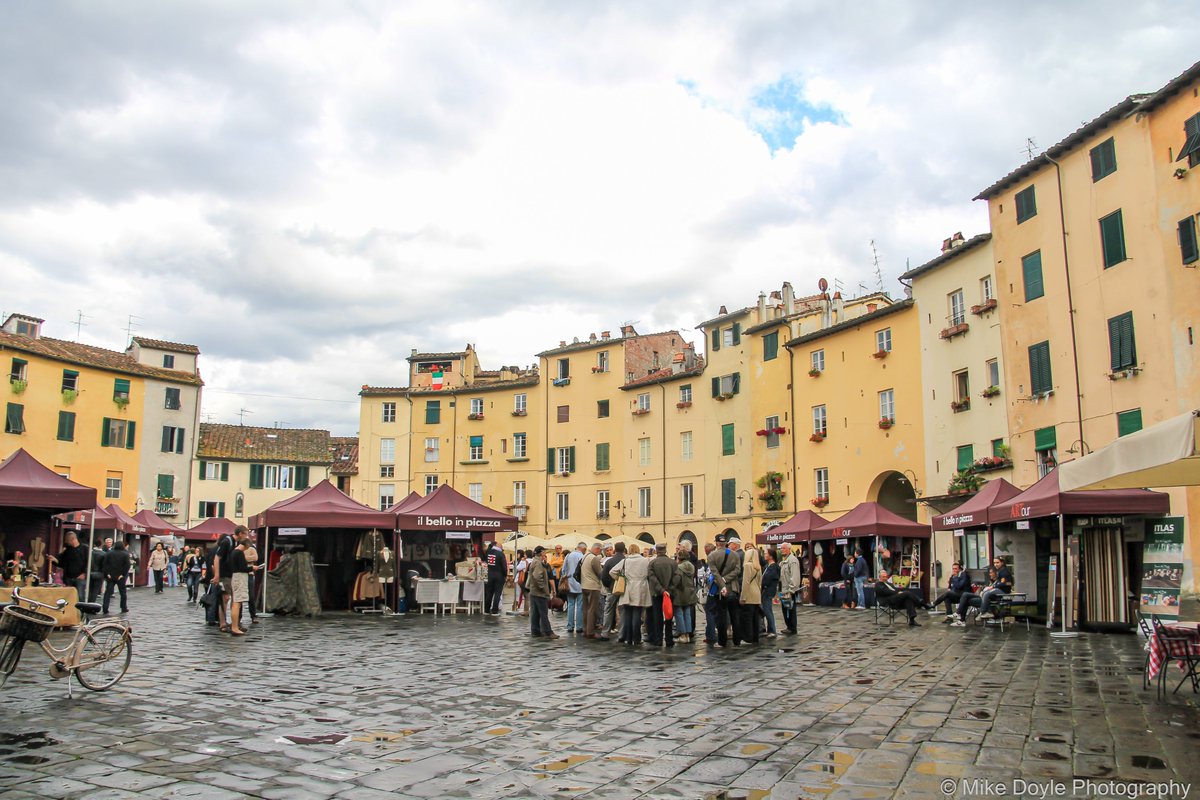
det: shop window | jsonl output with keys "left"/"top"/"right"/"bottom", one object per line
{"left": 382, "top": 402, "right": 396, "bottom": 423}
{"left": 1100, "top": 209, "right": 1128, "bottom": 268}
{"left": 1090, "top": 137, "right": 1117, "bottom": 181}
{"left": 1022, "top": 250, "right": 1044, "bottom": 301}
{"left": 961, "top": 531, "right": 988, "bottom": 570}
{"left": 164, "top": 387, "right": 181, "bottom": 410}
{"left": 1015, "top": 184, "right": 1037, "bottom": 223}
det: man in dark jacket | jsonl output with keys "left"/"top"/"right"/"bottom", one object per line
{"left": 88, "top": 544, "right": 107, "bottom": 604}
{"left": 932, "top": 561, "right": 972, "bottom": 620}
{"left": 483, "top": 540, "right": 507, "bottom": 616}
{"left": 709, "top": 534, "right": 744, "bottom": 646}
{"left": 646, "top": 543, "right": 678, "bottom": 647}
{"left": 49, "top": 532, "right": 89, "bottom": 602}
{"left": 851, "top": 550, "right": 869, "bottom": 609}
{"left": 526, "top": 547, "right": 558, "bottom": 640}
{"left": 101, "top": 541, "right": 131, "bottom": 614}
{"left": 874, "top": 570, "right": 923, "bottom": 627}
{"left": 601, "top": 543, "right": 625, "bottom": 634}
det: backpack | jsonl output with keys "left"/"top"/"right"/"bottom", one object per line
{"left": 572, "top": 556, "right": 583, "bottom": 583}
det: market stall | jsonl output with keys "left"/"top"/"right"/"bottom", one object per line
{"left": 104, "top": 504, "right": 149, "bottom": 586}
{"left": 931, "top": 479, "right": 1023, "bottom": 585}
{"left": 756, "top": 511, "right": 828, "bottom": 604}
{"left": 184, "top": 517, "right": 237, "bottom": 543}
{"left": 813, "top": 502, "right": 932, "bottom": 606}
{"left": 133, "top": 508, "right": 186, "bottom": 580}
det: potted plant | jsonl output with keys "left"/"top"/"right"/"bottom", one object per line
{"left": 468, "top": 412, "right": 484, "bottom": 420}
{"left": 872, "top": 349, "right": 889, "bottom": 359}
{"left": 948, "top": 469, "right": 983, "bottom": 495}
{"left": 808, "top": 368, "right": 822, "bottom": 378}
{"left": 511, "top": 410, "right": 527, "bottom": 416}
{"left": 981, "top": 385, "right": 1000, "bottom": 398}
{"left": 878, "top": 417, "right": 894, "bottom": 429}
{"left": 114, "top": 396, "right": 130, "bottom": 410}
{"left": 809, "top": 432, "right": 826, "bottom": 443}
{"left": 559, "top": 471, "right": 570, "bottom": 478}
{"left": 676, "top": 401, "right": 692, "bottom": 409}
{"left": 755, "top": 429, "right": 770, "bottom": 437}
{"left": 591, "top": 366, "right": 603, "bottom": 373}
{"left": 950, "top": 399, "right": 970, "bottom": 412}
{"left": 62, "top": 388, "right": 78, "bottom": 405}
{"left": 632, "top": 408, "right": 649, "bottom": 416}
{"left": 758, "top": 489, "right": 786, "bottom": 512}
{"left": 10, "top": 379, "right": 27, "bottom": 395}
{"left": 772, "top": 426, "right": 787, "bottom": 435}
{"left": 811, "top": 496, "right": 829, "bottom": 508}
{"left": 971, "top": 299, "right": 998, "bottom": 315}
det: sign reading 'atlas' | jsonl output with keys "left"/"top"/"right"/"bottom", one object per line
{"left": 414, "top": 515, "right": 503, "bottom": 530}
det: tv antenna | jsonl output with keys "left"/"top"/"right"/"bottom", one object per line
{"left": 1024, "top": 137, "right": 1038, "bottom": 161}
{"left": 124, "top": 314, "right": 143, "bottom": 342}
{"left": 237, "top": 408, "right": 254, "bottom": 426}
{"left": 869, "top": 240, "right": 883, "bottom": 292}
{"left": 73, "top": 310, "right": 89, "bottom": 341}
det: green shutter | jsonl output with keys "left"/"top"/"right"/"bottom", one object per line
{"left": 1029, "top": 341, "right": 1052, "bottom": 395}
{"left": 1179, "top": 217, "right": 1199, "bottom": 265}
{"left": 198, "top": 460, "right": 208, "bottom": 480}
{"left": 1117, "top": 409, "right": 1143, "bottom": 437}
{"left": 548, "top": 448, "right": 555, "bottom": 474}
{"left": 198, "top": 501, "right": 205, "bottom": 518}
{"left": 57, "top": 411, "right": 75, "bottom": 442}
{"left": 596, "top": 442, "right": 610, "bottom": 471}
{"left": 711, "top": 328, "right": 721, "bottom": 351}
{"left": 113, "top": 378, "right": 130, "bottom": 398}
{"left": 175, "top": 428, "right": 184, "bottom": 454}
{"left": 721, "top": 423, "right": 735, "bottom": 456}
{"left": 763, "top": 331, "right": 778, "bottom": 361}
{"left": 101, "top": 417, "right": 111, "bottom": 447}
{"left": 731, "top": 323, "right": 741, "bottom": 345}
{"left": 731, "top": 373, "right": 741, "bottom": 395}
{"left": 721, "top": 478, "right": 736, "bottom": 515}
{"left": 1100, "top": 209, "right": 1127, "bottom": 268}
{"left": 125, "top": 420, "right": 136, "bottom": 450}
{"left": 1034, "top": 426, "right": 1057, "bottom": 451}
{"left": 221, "top": 462, "right": 229, "bottom": 481}
{"left": 568, "top": 446, "right": 576, "bottom": 473}
{"left": 957, "top": 445, "right": 974, "bottom": 472}
{"left": 161, "top": 426, "right": 172, "bottom": 453}
{"left": 157, "top": 474, "right": 174, "bottom": 498}
{"left": 5, "top": 403, "right": 23, "bottom": 434}
{"left": 1108, "top": 312, "right": 1136, "bottom": 371}
{"left": 711, "top": 377, "right": 720, "bottom": 397}
{"left": 1016, "top": 185, "right": 1036, "bottom": 223}
{"left": 249, "top": 463, "right": 264, "bottom": 489}
{"left": 1090, "top": 138, "right": 1116, "bottom": 181}
{"left": 992, "top": 439, "right": 1006, "bottom": 457}
{"left": 295, "top": 465, "right": 309, "bottom": 489}
{"left": 1022, "top": 251, "right": 1044, "bottom": 301}
{"left": 217, "top": 502, "right": 225, "bottom": 518}
{"left": 426, "top": 401, "right": 440, "bottom": 424}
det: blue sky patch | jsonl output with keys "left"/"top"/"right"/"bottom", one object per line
{"left": 750, "top": 76, "right": 845, "bottom": 154}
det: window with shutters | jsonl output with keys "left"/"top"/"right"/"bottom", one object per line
{"left": 157, "top": 474, "right": 174, "bottom": 499}
{"left": 1108, "top": 312, "right": 1136, "bottom": 372}
{"left": 5, "top": 403, "right": 24, "bottom": 435}
{"left": 424, "top": 437, "right": 439, "bottom": 463}
{"left": 639, "top": 437, "right": 651, "bottom": 466}
{"left": 382, "top": 402, "right": 396, "bottom": 423}
{"left": 425, "top": 400, "right": 441, "bottom": 425}
{"left": 680, "top": 431, "right": 693, "bottom": 462}
{"left": 1090, "top": 137, "right": 1117, "bottom": 182}
{"left": 954, "top": 370, "right": 970, "bottom": 404}
{"left": 1178, "top": 112, "right": 1200, "bottom": 168}
{"left": 711, "top": 327, "right": 721, "bottom": 352}
{"left": 1117, "top": 408, "right": 1143, "bottom": 437}
{"left": 878, "top": 389, "right": 895, "bottom": 422}
{"left": 992, "top": 438, "right": 1006, "bottom": 458}
{"left": 558, "top": 405, "right": 570, "bottom": 423}
{"left": 714, "top": 372, "right": 740, "bottom": 396}
{"left": 105, "top": 473, "right": 122, "bottom": 499}
{"left": 57, "top": 411, "right": 75, "bottom": 442}
{"left": 812, "top": 405, "right": 827, "bottom": 435}
{"left": 637, "top": 392, "right": 650, "bottom": 412}
{"left": 876, "top": 329, "right": 892, "bottom": 353}
{"left": 262, "top": 465, "right": 280, "bottom": 490}
{"left": 468, "top": 483, "right": 483, "bottom": 503}
{"left": 202, "top": 462, "right": 225, "bottom": 481}
{"left": 811, "top": 349, "right": 825, "bottom": 372}
{"left": 596, "top": 351, "right": 609, "bottom": 372}
{"left": 638, "top": 487, "right": 651, "bottom": 518}
{"left": 1179, "top": 215, "right": 1199, "bottom": 265}
{"left": 102, "top": 418, "right": 135, "bottom": 449}
{"left": 469, "top": 435, "right": 484, "bottom": 461}
{"left": 557, "top": 358, "right": 570, "bottom": 380}
{"left": 198, "top": 500, "right": 225, "bottom": 519}
{"left": 424, "top": 475, "right": 439, "bottom": 494}
{"left": 596, "top": 400, "right": 608, "bottom": 418}
{"left": 380, "top": 438, "right": 396, "bottom": 463}
{"left": 61, "top": 369, "right": 78, "bottom": 392}
{"left": 281, "top": 466, "right": 297, "bottom": 490}
{"left": 8, "top": 358, "right": 26, "bottom": 383}
{"left": 1022, "top": 250, "right": 1044, "bottom": 301}
{"left": 597, "top": 490, "right": 610, "bottom": 518}
{"left": 948, "top": 290, "right": 966, "bottom": 326}
{"left": 721, "top": 478, "right": 736, "bottom": 515}
{"left": 765, "top": 415, "right": 781, "bottom": 449}
{"left": 722, "top": 328, "right": 735, "bottom": 347}
{"left": 1028, "top": 341, "right": 1053, "bottom": 395}
{"left": 557, "top": 446, "right": 574, "bottom": 474}
{"left": 513, "top": 432, "right": 527, "bottom": 458}
{"left": 763, "top": 331, "right": 779, "bottom": 361}
{"left": 721, "top": 423, "right": 735, "bottom": 456}
{"left": 164, "top": 387, "right": 181, "bottom": 410}
{"left": 161, "top": 426, "right": 185, "bottom": 454}
{"left": 957, "top": 445, "right": 974, "bottom": 472}
{"left": 679, "top": 384, "right": 692, "bottom": 404}
{"left": 556, "top": 492, "right": 570, "bottom": 521}
{"left": 1015, "top": 184, "right": 1037, "bottom": 223}
{"left": 1035, "top": 426, "right": 1057, "bottom": 479}
{"left": 814, "top": 468, "right": 829, "bottom": 500}
{"left": 681, "top": 483, "right": 694, "bottom": 516}
{"left": 113, "top": 378, "right": 131, "bottom": 402}
{"left": 1100, "top": 209, "right": 1127, "bottom": 268}
{"left": 379, "top": 484, "right": 395, "bottom": 510}
{"left": 162, "top": 354, "right": 175, "bottom": 369}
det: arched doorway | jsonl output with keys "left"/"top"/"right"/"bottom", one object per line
{"left": 596, "top": 533, "right": 611, "bottom": 541}
{"left": 870, "top": 471, "right": 917, "bottom": 521}
{"left": 637, "top": 532, "right": 655, "bottom": 545}
{"left": 722, "top": 527, "right": 739, "bottom": 541}
{"left": 678, "top": 530, "right": 697, "bottom": 549}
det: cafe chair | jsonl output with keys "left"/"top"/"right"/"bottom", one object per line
{"left": 1152, "top": 615, "right": 1200, "bottom": 699}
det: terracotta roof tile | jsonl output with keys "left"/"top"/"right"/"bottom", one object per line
{"left": 131, "top": 337, "right": 201, "bottom": 355}
{"left": 197, "top": 424, "right": 334, "bottom": 464}
{"left": 406, "top": 351, "right": 468, "bottom": 362}
{"left": 0, "top": 331, "right": 203, "bottom": 386}
{"left": 329, "top": 437, "right": 359, "bottom": 475}
{"left": 620, "top": 363, "right": 706, "bottom": 390}
{"left": 899, "top": 233, "right": 992, "bottom": 282}
{"left": 360, "top": 374, "right": 541, "bottom": 396}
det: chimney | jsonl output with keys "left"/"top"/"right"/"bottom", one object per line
{"left": 559, "top": 340, "right": 567, "bottom": 347}
{"left": 589, "top": 333, "right": 597, "bottom": 341}
{"left": 757, "top": 292, "right": 767, "bottom": 323}
{"left": 601, "top": 331, "right": 610, "bottom": 340}
{"left": 718, "top": 305, "right": 728, "bottom": 315}
{"left": 410, "top": 348, "right": 418, "bottom": 357}
{"left": 782, "top": 282, "right": 795, "bottom": 315}
{"left": 951, "top": 231, "right": 965, "bottom": 247}
{"left": 832, "top": 291, "right": 845, "bottom": 321}
{"left": 941, "top": 237, "right": 953, "bottom": 253}
{"left": 620, "top": 324, "right": 636, "bottom": 337}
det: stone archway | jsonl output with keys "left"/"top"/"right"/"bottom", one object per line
{"left": 596, "top": 533, "right": 611, "bottom": 540}
{"left": 678, "top": 530, "right": 697, "bottom": 549}
{"left": 870, "top": 470, "right": 917, "bottom": 521}
{"left": 637, "top": 532, "right": 655, "bottom": 545}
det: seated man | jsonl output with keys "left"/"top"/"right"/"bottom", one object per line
{"left": 932, "top": 561, "right": 972, "bottom": 621}
{"left": 873, "top": 570, "right": 926, "bottom": 627}
{"left": 977, "top": 557, "right": 1014, "bottom": 620}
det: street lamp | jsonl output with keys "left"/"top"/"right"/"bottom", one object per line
{"left": 738, "top": 489, "right": 753, "bottom": 515}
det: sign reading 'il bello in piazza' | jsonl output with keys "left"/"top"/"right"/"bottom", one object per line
{"left": 412, "top": 515, "right": 503, "bottom": 530}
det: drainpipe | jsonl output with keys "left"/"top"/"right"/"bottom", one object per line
{"left": 1044, "top": 153, "right": 1087, "bottom": 455}
{"left": 405, "top": 393, "right": 414, "bottom": 498}
{"left": 787, "top": 339, "right": 799, "bottom": 515}
{"left": 661, "top": 381, "right": 668, "bottom": 544}
{"left": 450, "top": 391, "right": 458, "bottom": 488}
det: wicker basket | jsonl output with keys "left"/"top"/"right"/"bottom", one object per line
{"left": 0, "top": 606, "right": 56, "bottom": 643}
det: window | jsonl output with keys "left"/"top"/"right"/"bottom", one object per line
{"left": 1099, "top": 209, "right": 1127, "bottom": 268}
{"left": 986, "top": 359, "right": 1000, "bottom": 390}
{"left": 555, "top": 446, "right": 575, "bottom": 474}
{"left": 1117, "top": 408, "right": 1143, "bottom": 437}
{"left": 469, "top": 435, "right": 484, "bottom": 461}
{"left": 636, "top": 393, "right": 650, "bottom": 413}
{"left": 721, "top": 478, "right": 736, "bottom": 515}
{"left": 513, "top": 481, "right": 526, "bottom": 507}
{"left": 721, "top": 423, "right": 735, "bottom": 456}
{"left": 876, "top": 328, "right": 892, "bottom": 353}
{"left": 962, "top": 531, "right": 988, "bottom": 570}
{"left": 1028, "top": 341, "right": 1053, "bottom": 395}
{"left": 1181, "top": 113, "right": 1200, "bottom": 167}
{"left": 1108, "top": 312, "right": 1136, "bottom": 372}
{"left": 679, "top": 384, "right": 692, "bottom": 404}
{"left": 597, "top": 490, "right": 610, "bottom": 518}
{"left": 161, "top": 426, "right": 185, "bottom": 454}
{"left": 949, "top": 290, "right": 965, "bottom": 326}
{"left": 712, "top": 373, "right": 741, "bottom": 397}
{"left": 164, "top": 387, "right": 181, "bottom": 410}
{"left": 722, "top": 328, "right": 735, "bottom": 347}
{"left": 57, "top": 411, "right": 75, "bottom": 442}
{"left": 558, "top": 405, "right": 570, "bottom": 423}
{"left": 681, "top": 483, "right": 694, "bottom": 516}
{"left": 638, "top": 487, "right": 651, "bottom": 518}
{"left": 556, "top": 492, "right": 570, "bottom": 521}
{"left": 953, "top": 370, "right": 970, "bottom": 403}
{"left": 1022, "top": 250, "right": 1044, "bottom": 301}
{"left": 1090, "top": 137, "right": 1117, "bottom": 181}
{"left": 468, "top": 483, "right": 483, "bottom": 503}
{"left": 651, "top": 351, "right": 660, "bottom": 369}
{"left": 382, "top": 402, "right": 396, "bottom": 423}
{"left": 379, "top": 484, "right": 395, "bottom": 510}
{"left": 113, "top": 378, "right": 131, "bottom": 402}
{"left": 157, "top": 474, "right": 174, "bottom": 499}
{"left": 812, "top": 405, "right": 827, "bottom": 435}
{"left": 470, "top": 398, "right": 484, "bottom": 416}
{"left": 265, "top": 465, "right": 282, "bottom": 489}
{"left": 5, "top": 403, "right": 24, "bottom": 435}
{"left": 596, "top": 400, "right": 608, "bottom": 418}
{"left": 380, "top": 438, "right": 396, "bottom": 463}
{"left": 956, "top": 445, "right": 974, "bottom": 472}
{"left": 1035, "top": 426, "right": 1057, "bottom": 479}
{"left": 990, "top": 439, "right": 1005, "bottom": 458}
{"left": 197, "top": 501, "right": 226, "bottom": 519}
{"left": 9, "top": 358, "right": 27, "bottom": 383}
{"left": 557, "top": 358, "right": 570, "bottom": 380}
{"left": 763, "top": 331, "right": 779, "bottom": 361}
{"left": 162, "top": 354, "right": 175, "bottom": 369}
{"left": 680, "top": 431, "right": 693, "bottom": 462}
{"left": 514, "top": 394, "right": 527, "bottom": 414}
{"left": 811, "top": 349, "right": 825, "bottom": 372}
{"left": 425, "top": 400, "right": 441, "bottom": 425}
{"left": 1015, "top": 184, "right": 1037, "bottom": 223}
{"left": 815, "top": 468, "right": 829, "bottom": 500}
{"left": 424, "top": 475, "right": 439, "bottom": 494}
{"left": 380, "top": 465, "right": 395, "bottom": 478}
{"left": 765, "top": 415, "right": 781, "bottom": 449}
{"left": 981, "top": 275, "right": 994, "bottom": 303}
{"left": 101, "top": 418, "right": 135, "bottom": 449}
{"left": 61, "top": 370, "right": 78, "bottom": 392}
{"left": 639, "top": 437, "right": 651, "bottom": 466}
{"left": 878, "top": 389, "right": 895, "bottom": 422}
{"left": 597, "top": 351, "right": 609, "bottom": 373}
{"left": 513, "top": 432, "right": 527, "bottom": 459}
{"left": 201, "top": 461, "right": 227, "bottom": 481}
{"left": 1179, "top": 216, "right": 1198, "bottom": 265}
{"left": 105, "top": 474, "right": 122, "bottom": 499}
{"left": 424, "top": 437, "right": 439, "bottom": 463}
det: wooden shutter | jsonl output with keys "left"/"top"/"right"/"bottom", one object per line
{"left": 721, "top": 479, "right": 736, "bottom": 515}
{"left": 1100, "top": 210, "right": 1127, "bottom": 267}
{"left": 198, "top": 501, "right": 206, "bottom": 518}
{"left": 157, "top": 474, "right": 174, "bottom": 498}
{"left": 161, "top": 426, "right": 172, "bottom": 453}
{"left": 711, "top": 328, "right": 721, "bottom": 351}
{"left": 1016, "top": 185, "right": 1036, "bottom": 222}
{"left": 295, "top": 466, "right": 309, "bottom": 489}
{"left": 1117, "top": 409, "right": 1143, "bottom": 437}
{"left": 217, "top": 502, "right": 226, "bottom": 518}
{"left": 568, "top": 446, "right": 576, "bottom": 473}
{"left": 1034, "top": 426, "right": 1056, "bottom": 452}
{"left": 722, "top": 423, "right": 735, "bottom": 455}
{"left": 1179, "top": 217, "right": 1198, "bottom": 265}
{"left": 548, "top": 448, "right": 555, "bottom": 474}
{"left": 175, "top": 429, "right": 184, "bottom": 454}
{"left": 957, "top": 445, "right": 974, "bottom": 472}
{"left": 101, "top": 417, "right": 111, "bottom": 447}
{"left": 731, "top": 373, "right": 741, "bottom": 395}
{"left": 198, "top": 460, "right": 208, "bottom": 480}
{"left": 1028, "top": 342, "right": 1051, "bottom": 394}
{"left": 249, "top": 463, "right": 264, "bottom": 489}
{"left": 596, "top": 443, "right": 609, "bottom": 471}
{"left": 221, "top": 462, "right": 229, "bottom": 481}
{"left": 1022, "top": 251, "right": 1044, "bottom": 301}
{"left": 1108, "top": 313, "right": 1135, "bottom": 371}
{"left": 711, "top": 377, "right": 720, "bottom": 397}
{"left": 125, "top": 420, "right": 136, "bottom": 450}
{"left": 57, "top": 411, "right": 74, "bottom": 442}
{"left": 731, "top": 323, "right": 741, "bottom": 345}
{"left": 763, "top": 331, "right": 778, "bottom": 361}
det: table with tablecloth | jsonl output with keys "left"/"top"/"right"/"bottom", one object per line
{"left": 816, "top": 581, "right": 877, "bottom": 609}
{"left": 1148, "top": 622, "right": 1200, "bottom": 681}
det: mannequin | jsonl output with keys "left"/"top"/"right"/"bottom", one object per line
{"left": 28, "top": 537, "right": 46, "bottom": 575}
{"left": 376, "top": 546, "right": 396, "bottom": 582}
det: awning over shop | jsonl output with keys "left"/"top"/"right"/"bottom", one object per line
{"left": 106, "top": 504, "right": 149, "bottom": 534}
{"left": 985, "top": 469, "right": 1170, "bottom": 522}
{"left": 0, "top": 448, "right": 96, "bottom": 510}
{"left": 133, "top": 509, "right": 185, "bottom": 536}
{"left": 755, "top": 510, "right": 830, "bottom": 545}
{"left": 185, "top": 517, "right": 237, "bottom": 541}
{"left": 249, "top": 480, "right": 394, "bottom": 529}
{"left": 1058, "top": 410, "right": 1200, "bottom": 491}
{"left": 814, "top": 502, "right": 931, "bottom": 539}
{"left": 931, "top": 479, "right": 1023, "bottom": 531}
{"left": 394, "top": 484, "right": 518, "bottom": 534}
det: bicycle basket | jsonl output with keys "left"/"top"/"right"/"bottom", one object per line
{"left": 0, "top": 606, "right": 56, "bottom": 643}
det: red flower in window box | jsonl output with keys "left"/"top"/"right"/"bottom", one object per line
{"left": 468, "top": 413, "right": 484, "bottom": 420}
{"left": 772, "top": 427, "right": 788, "bottom": 435}
{"left": 756, "top": 429, "right": 770, "bottom": 437}
{"left": 970, "top": 299, "right": 998, "bottom": 315}
{"left": 809, "top": 432, "right": 826, "bottom": 443}
{"left": 632, "top": 408, "right": 650, "bottom": 416}
{"left": 950, "top": 399, "right": 970, "bottom": 412}
{"left": 811, "top": 496, "right": 829, "bottom": 508}
{"left": 872, "top": 349, "right": 889, "bottom": 359}
{"left": 878, "top": 417, "right": 894, "bottom": 429}
{"left": 676, "top": 401, "right": 692, "bottom": 409}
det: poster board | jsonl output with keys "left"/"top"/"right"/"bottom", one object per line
{"left": 1140, "top": 516, "right": 1184, "bottom": 622}
{"left": 992, "top": 527, "right": 1038, "bottom": 602}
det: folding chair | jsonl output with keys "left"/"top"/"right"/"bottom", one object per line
{"left": 1152, "top": 616, "right": 1200, "bottom": 699}
{"left": 1136, "top": 611, "right": 1154, "bottom": 690}
{"left": 874, "top": 601, "right": 898, "bottom": 625}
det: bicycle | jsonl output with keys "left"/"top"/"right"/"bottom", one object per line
{"left": 0, "top": 586, "right": 133, "bottom": 697}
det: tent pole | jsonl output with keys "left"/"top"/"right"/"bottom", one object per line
{"left": 1051, "top": 513, "right": 1078, "bottom": 638}
{"left": 261, "top": 526, "right": 270, "bottom": 616}
{"left": 83, "top": 513, "right": 96, "bottom": 603}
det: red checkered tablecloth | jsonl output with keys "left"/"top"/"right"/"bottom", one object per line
{"left": 1148, "top": 623, "right": 1200, "bottom": 680}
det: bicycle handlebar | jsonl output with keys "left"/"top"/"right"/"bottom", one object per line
{"left": 8, "top": 587, "right": 68, "bottom": 613}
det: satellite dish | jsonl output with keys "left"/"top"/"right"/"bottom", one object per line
{"left": 818, "top": 278, "right": 828, "bottom": 293}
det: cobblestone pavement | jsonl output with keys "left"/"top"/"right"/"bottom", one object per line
{"left": 1, "top": 587, "right": 1198, "bottom": 799}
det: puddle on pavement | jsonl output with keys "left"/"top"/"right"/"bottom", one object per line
{"left": 1032, "top": 734, "right": 1066, "bottom": 744}
{"left": 535, "top": 754, "right": 592, "bottom": 772}
{"left": 741, "top": 744, "right": 771, "bottom": 756}
{"left": 608, "top": 756, "right": 641, "bottom": 765}
{"left": 282, "top": 734, "right": 348, "bottom": 745}
{"left": 0, "top": 731, "right": 56, "bottom": 753}
{"left": 486, "top": 728, "right": 512, "bottom": 736}
{"left": 854, "top": 678, "right": 874, "bottom": 685}
{"left": 802, "top": 750, "right": 853, "bottom": 776}
{"left": 967, "top": 710, "right": 992, "bottom": 720}
{"left": 1032, "top": 751, "right": 1068, "bottom": 761}
{"left": 350, "top": 731, "right": 415, "bottom": 743}
{"left": 6, "top": 754, "right": 50, "bottom": 765}
{"left": 1131, "top": 755, "right": 1167, "bottom": 770}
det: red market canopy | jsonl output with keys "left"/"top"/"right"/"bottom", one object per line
{"left": 53, "top": 504, "right": 122, "bottom": 531}
{"left": 395, "top": 484, "right": 518, "bottom": 533}
{"left": 185, "top": 517, "right": 238, "bottom": 541}
{"left": 814, "top": 501, "right": 931, "bottom": 540}
{"left": 931, "top": 479, "right": 1023, "bottom": 531}
{"left": 985, "top": 469, "right": 1170, "bottom": 523}
{"left": 133, "top": 509, "right": 186, "bottom": 536}
{"left": 249, "top": 479, "right": 394, "bottom": 530}
{"left": 755, "top": 510, "right": 830, "bottom": 545}
{"left": 385, "top": 492, "right": 423, "bottom": 514}
{"left": 0, "top": 448, "right": 96, "bottom": 510}
{"left": 106, "top": 504, "right": 149, "bottom": 534}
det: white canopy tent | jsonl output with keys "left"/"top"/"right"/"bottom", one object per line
{"left": 1058, "top": 410, "right": 1200, "bottom": 491}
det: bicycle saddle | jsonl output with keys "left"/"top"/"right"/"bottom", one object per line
{"left": 75, "top": 602, "right": 102, "bottom": 615}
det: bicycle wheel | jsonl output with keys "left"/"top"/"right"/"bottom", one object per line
{"left": 74, "top": 624, "right": 131, "bottom": 691}
{"left": 0, "top": 634, "right": 26, "bottom": 687}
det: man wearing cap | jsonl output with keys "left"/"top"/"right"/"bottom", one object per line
{"left": 646, "top": 543, "right": 678, "bottom": 647}
{"left": 779, "top": 542, "right": 802, "bottom": 635}
{"left": 526, "top": 547, "right": 558, "bottom": 639}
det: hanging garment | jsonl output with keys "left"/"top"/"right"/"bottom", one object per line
{"left": 355, "top": 530, "right": 386, "bottom": 560}
{"left": 430, "top": 542, "right": 449, "bottom": 561}
{"left": 375, "top": 548, "right": 397, "bottom": 581}
{"left": 266, "top": 551, "right": 322, "bottom": 616}
{"left": 352, "top": 571, "right": 384, "bottom": 601}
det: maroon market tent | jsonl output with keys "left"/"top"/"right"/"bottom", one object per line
{"left": 393, "top": 483, "right": 518, "bottom": 536}
{"left": 185, "top": 517, "right": 237, "bottom": 542}
{"left": 53, "top": 504, "right": 122, "bottom": 531}
{"left": 385, "top": 492, "right": 423, "bottom": 514}
{"left": 0, "top": 448, "right": 95, "bottom": 510}
{"left": 984, "top": 469, "right": 1170, "bottom": 523}
{"left": 755, "top": 510, "right": 829, "bottom": 545}
{"left": 106, "top": 504, "right": 149, "bottom": 534}
{"left": 133, "top": 509, "right": 186, "bottom": 536}
{"left": 814, "top": 501, "right": 931, "bottom": 539}
{"left": 931, "top": 479, "right": 1023, "bottom": 531}
{"left": 249, "top": 480, "right": 394, "bottom": 529}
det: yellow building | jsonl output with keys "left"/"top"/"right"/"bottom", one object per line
{"left": 976, "top": 60, "right": 1200, "bottom": 617}
{"left": 1, "top": 314, "right": 202, "bottom": 512}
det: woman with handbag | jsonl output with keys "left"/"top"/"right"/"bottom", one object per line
{"left": 739, "top": 545, "right": 763, "bottom": 644}
{"left": 611, "top": 544, "right": 651, "bottom": 645}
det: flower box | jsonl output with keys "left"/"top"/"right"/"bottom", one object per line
{"left": 552, "top": 377, "right": 571, "bottom": 387}
{"left": 559, "top": 471, "right": 570, "bottom": 478}
{"left": 970, "top": 298, "right": 997, "bottom": 315}
{"left": 811, "top": 496, "right": 829, "bottom": 508}
{"left": 808, "top": 368, "right": 822, "bottom": 378}
{"left": 809, "top": 433, "right": 826, "bottom": 443}
{"left": 939, "top": 322, "right": 970, "bottom": 340}
{"left": 467, "top": 413, "right": 484, "bottom": 420}
{"left": 772, "top": 427, "right": 787, "bottom": 435}
{"left": 950, "top": 399, "right": 970, "bottom": 413}
{"left": 714, "top": 392, "right": 734, "bottom": 401}
{"left": 10, "top": 379, "right": 27, "bottom": 395}
{"left": 872, "top": 349, "right": 889, "bottom": 360}
{"left": 511, "top": 410, "right": 527, "bottom": 417}
{"left": 676, "top": 401, "right": 692, "bottom": 409}
{"left": 632, "top": 408, "right": 650, "bottom": 416}
{"left": 971, "top": 456, "right": 1012, "bottom": 473}
{"left": 591, "top": 366, "right": 605, "bottom": 373}
{"left": 878, "top": 417, "right": 894, "bottom": 430}
{"left": 62, "top": 389, "right": 78, "bottom": 405}
{"left": 980, "top": 386, "right": 1000, "bottom": 399}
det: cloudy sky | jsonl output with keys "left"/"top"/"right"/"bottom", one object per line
{"left": 2, "top": 2, "right": 1193, "bottom": 435}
